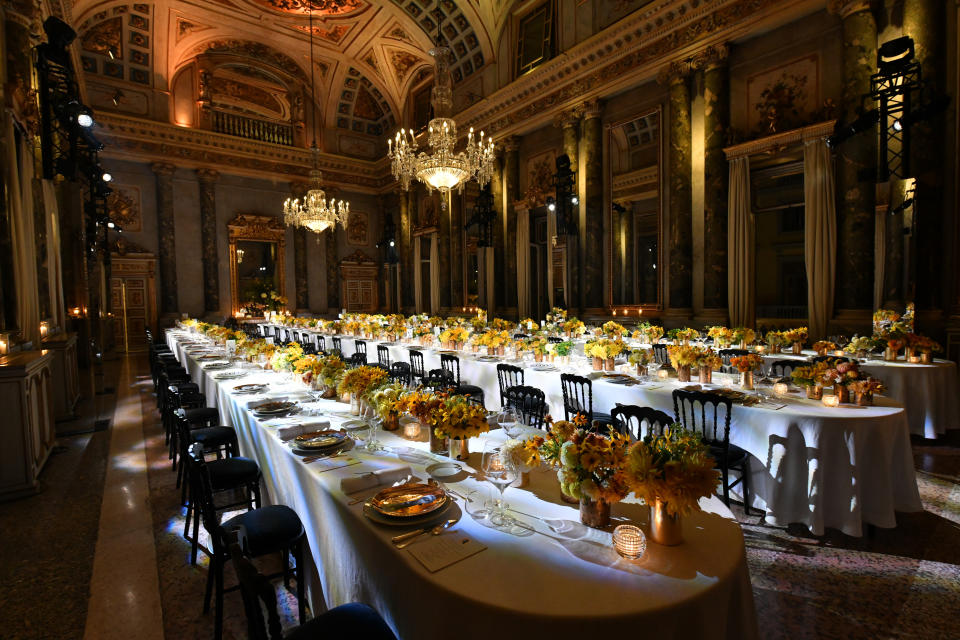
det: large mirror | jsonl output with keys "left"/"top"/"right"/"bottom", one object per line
{"left": 606, "top": 107, "right": 662, "bottom": 310}
{"left": 228, "top": 214, "right": 286, "bottom": 316}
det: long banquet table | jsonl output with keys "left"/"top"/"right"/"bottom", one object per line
{"left": 258, "top": 326, "right": 923, "bottom": 537}
{"left": 167, "top": 330, "right": 758, "bottom": 640}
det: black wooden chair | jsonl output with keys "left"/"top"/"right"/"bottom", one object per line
{"left": 315, "top": 334, "right": 327, "bottom": 354}
{"left": 503, "top": 385, "right": 547, "bottom": 429}
{"left": 440, "top": 353, "right": 485, "bottom": 408}
{"left": 423, "top": 368, "right": 456, "bottom": 392}
{"left": 768, "top": 359, "right": 801, "bottom": 378}
{"left": 331, "top": 336, "right": 342, "bottom": 355}
{"left": 672, "top": 389, "right": 752, "bottom": 514}
{"left": 353, "top": 340, "right": 368, "bottom": 365}
{"left": 559, "top": 373, "right": 612, "bottom": 427}
{"left": 409, "top": 349, "right": 426, "bottom": 385}
{"left": 228, "top": 541, "right": 395, "bottom": 640}
{"left": 377, "top": 345, "right": 391, "bottom": 368}
{"left": 547, "top": 336, "right": 564, "bottom": 344}
{"left": 610, "top": 404, "right": 673, "bottom": 440}
{"left": 496, "top": 363, "right": 524, "bottom": 408}
{"left": 188, "top": 444, "right": 304, "bottom": 640}
{"left": 652, "top": 343, "right": 670, "bottom": 365}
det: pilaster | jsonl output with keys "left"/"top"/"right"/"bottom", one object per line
{"left": 196, "top": 168, "right": 220, "bottom": 314}
{"left": 151, "top": 162, "right": 178, "bottom": 315}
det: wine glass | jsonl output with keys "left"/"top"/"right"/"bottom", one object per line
{"left": 498, "top": 406, "right": 522, "bottom": 438}
{"left": 481, "top": 443, "right": 518, "bottom": 526}
{"left": 364, "top": 416, "right": 384, "bottom": 453}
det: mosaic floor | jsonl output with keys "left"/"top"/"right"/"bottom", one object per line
{"left": 0, "top": 355, "right": 958, "bottom": 639}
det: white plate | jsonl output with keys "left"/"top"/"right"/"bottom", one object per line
{"left": 425, "top": 462, "right": 463, "bottom": 479}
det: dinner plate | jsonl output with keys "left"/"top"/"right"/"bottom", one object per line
{"left": 362, "top": 498, "right": 455, "bottom": 528}
{"left": 252, "top": 400, "right": 297, "bottom": 415}
{"left": 475, "top": 356, "right": 500, "bottom": 362}
{"left": 197, "top": 355, "right": 223, "bottom": 361}
{"left": 234, "top": 383, "right": 268, "bottom": 394}
{"left": 203, "top": 362, "right": 231, "bottom": 370}
{"left": 293, "top": 430, "right": 349, "bottom": 450}
{"left": 528, "top": 363, "right": 557, "bottom": 372}
{"left": 369, "top": 483, "right": 448, "bottom": 518}
{"left": 214, "top": 371, "right": 247, "bottom": 380}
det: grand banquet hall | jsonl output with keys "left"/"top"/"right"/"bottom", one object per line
{"left": 1, "top": 0, "right": 959, "bottom": 638}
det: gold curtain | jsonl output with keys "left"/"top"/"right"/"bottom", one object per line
{"left": 727, "top": 156, "right": 754, "bottom": 328}
{"left": 803, "top": 138, "right": 837, "bottom": 340}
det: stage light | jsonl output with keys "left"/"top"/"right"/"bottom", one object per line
{"left": 892, "top": 119, "right": 902, "bottom": 132}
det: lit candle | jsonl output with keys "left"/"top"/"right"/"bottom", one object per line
{"left": 773, "top": 382, "right": 789, "bottom": 397}
{"left": 657, "top": 368, "right": 670, "bottom": 380}
{"left": 822, "top": 394, "right": 839, "bottom": 408}
{"left": 613, "top": 524, "right": 646, "bottom": 559}
{"left": 0, "top": 338, "right": 7, "bottom": 355}
{"left": 834, "top": 350, "right": 845, "bottom": 357}
{"left": 403, "top": 422, "right": 421, "bottom": 439}
{"left": 39, "top": 322, "right": 48, "bottom": 338}
{"left": 908, "top": 355, "right": 920, "bottom": 363}
{"left": 756, "top": 345, "right": 766, "bottom": 354}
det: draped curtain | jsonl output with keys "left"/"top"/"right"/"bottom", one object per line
{"left": 546, "top": 209, "right": 556, "bottom": 309}
{"left": 516, "top": 207, "right": 530, "bottom": 319}
{"left": 874, "top": 193, "right": 886, "bottom": 309}
{"left": 803, "top": 137, "right": 837, "bottom": 340}
{"left": 413, "top": 235, "right": 423, "bottom": 312}
{"left": 3, "top": 114, "right": 41, "bottom": 346}
{"left": 429, "top": 232, "right": 439, "bottom": 314}
{"left": 42, "top": 180, "right": 66, "bottom": 328}
{"left": 727, "top": 156, "right": 754, "bottom": 328}
{"left": 484, "top": 247, "right": 495, "bottom": 315}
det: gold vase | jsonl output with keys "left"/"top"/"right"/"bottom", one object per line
{"left": 677, "top": 365, "right": 691, "bottom": 383}
{"left": 835, "top": 384, "right": 850, "bottom": 403}
{"left": 649, "top": 498, "right": 684, "bottom": 546}
{"left": 792, "top": 342, "right": 803, "bottom": 355}
{"left": 920, "top": 352, "right": 933, "bottom": 364}
{"left": 635, "top": 365, "right": 648, "bottom": 377}
{"left": 698, "top": 367, "right": 713, "bottom": 384}
{"left": 592, "top": 357, "right": 603, "bottom": 371}
{"left": 884, "top": 347, "right": 897, "bottom": 361}
{"left": 806, "top": 384, "right": 823, "bottom": 400}
{"left": 321, "top": 385, "right": 337, "bottom": 399}
{"left": 739, "top": 340, "right": 748, "bottom": 350}
{"left": 383, "top": 414, "right": 400, "bottom": 431}
{"left": 427, "top": 421, "right": 447, "bottom": 454}
{"left": 448, "top": 437, "right": 469, "bottom": 461}
{"left": 579, "top": 497, "right": 611, "bottom": 529}
{"left": 740, "top": 371, "right": 754, "bottom": 390}
{"left": 855, "top": 391, "right": 873, "bottom": 406}
{"left": 604, "top": 357, "right": 615, "bottom": 372}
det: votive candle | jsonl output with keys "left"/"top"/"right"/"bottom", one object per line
{"left": 773, "top": 382, "right": 789, "bottom": 397}
{"left": 834, "top": 350, "right": 845, "bottom": 357}
{"left": 657, "top": 369, "right": 670, "bottom": 380}
{"left": 822, "top": 394, "right": 840, "bottom": 408}
{"left": 613, "top": 524, "right": 647, "bottom": 559}
{"left": 908, "top": 355, "right": 920, "bottom": 364}
{"left": 403, "top": 422, "right": 422, "bottom": 439}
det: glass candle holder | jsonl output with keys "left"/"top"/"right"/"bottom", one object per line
{"left": 657, "top": 368, "right": 670, "bottom": 380}
{"left": 834, "top": 350, "right": 845, "bottom": 357}
{"left": 773, "top": 382, "right": 789, "bottom": 397}
{"left": 822, "top": 394, "right": 840, "bottom": 408}
{"left": 403, "top": 421, "right": 422, "bottom": 439}
{"left": 613, "top": 524, "right": 647, "bottom": 559}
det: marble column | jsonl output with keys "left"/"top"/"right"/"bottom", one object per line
{"left": 288, "top": 181, "right": 310, "bottom": 312}
{"left": 903, "top": 0, "right": 946, "bottom": 309}
{"left": 556, "top": 110, "right": 581, "bottom": 312}
{"left": 582, "top": 100, "right": 604, "bottom": 311}
{"left": 151, "top": 163, "right": 178, "bottom": 315}
{"left": 503, "top": 137, "right": 520, "bottom": 313}
{"left": 196, "top": 169, "right": 220, "bottom": 314}
{"left": 662, "top": 63, "right": 694, "bottom": 310}
{"left": 325, "top": 223, "right": 339, "bottom": 312}
{"left": 450, "top": 190, "right": 464, "bottom": 309}
{"left": 830, "top": 0, "right": 877, "bottom": 311}
{"left": 399, "top": 188, "right": 413, "bottom": 311}
{"left": 491, "top": 150, "right": 505, "bottom": 310}
{"left": 699, "top": 45, "right": 730, "bottom": 311}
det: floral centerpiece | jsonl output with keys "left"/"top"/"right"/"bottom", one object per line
{"left": 731, "top": 327, "right": 756, "bottom": 349}
{"left": 242, "top": 277, "right": 287, "bottom": 316}
{"left": 602, "top": 321, "right": 627, "bottom": 339}
{"left": 551, "top": 340, "right": 574, "bottom": 364}
{"left": 821, "top": 360, "right": 866, "bottom": 403}
{"left": 637, "top": 322, "right": 665, "bottom": 345}
{"left": 670, "top": 327, "right": 700, "bottom": 345}
{"left": 790, "top": 361, "right": 830, "bottom": 399}
{"left": 666, "top": 344, "right": 704, "bottom": 382}
{"left": 585, "top": 338, "right": 627, "bottom": 371}
{"left": 562, "top": 317, "right": 586, "bottom": 338}
{"left": 557, "top": 427, "right": 631, "bottom": 528}
{"left": 812, "top": 340, "right": 838, "bottom": 356}
{"left": 370, "top": 382, "right": 407, "bottom": 431}
{"left": 293, "top": 355, "right": 323, "bottom": 389}
{"left": 386, "top": 314, "right": 407, "bottom": 340}
{"left": 519, "top": 317, "right": 539, "bottom": 333}
{"left": 783, "top": 327, "right": 808, "bottom": 354}
{"left": 432, "top": 395, "right": 491, "bottom": 460}
{"left": 874, "top": 320, "right": 910, "bottom": 361}
{"left": 438, "top": 326, "right": 470, "bottom": 350}
{"left": 491, "top": 318, "right": 515, "bottom": 332}
{"left": 470, "top": 313, "right": 487, "bottom": 333}
{"left": 849, "top": 378, "right": 885, "bottom": 406}
{"left": 538, "top": 417, "right": 579, "bottom": 503}
{"left": 317, "top": 355, "right": 346, "bottom": 397}
{"left": 343, "top": 320, "right": 363, "bottom": 336}
{"left": 337, "top": 365, "right": 389, "bottom": 415}
{"left": 625, "top": 426, "right": 720, "bottom": 545}
{"left": 479, "top": 329, "right": 511, "bottom": 355}
{"left": 906, "top": 334, "right": 940, "bottom": 363}
{"left": 697, "top": 350, "right": 723, "bottom": 384}
{"left": 547, "top": 307, "right": 568, "bottom": 322}
{"left": 765, "top": 330, "right": 788, "bottom": 353}
{"left": 502, "top": 436, "right": 544, "bottom": 487}
{"left": 707, "top": 326, "right": 734, "bottom": 349}
{"left": 528, "top": 335, "right": 549, "bottom": 360}
{"left": 729, "top": 354, "right": 764, "bottom": 389}
{"left": 628, "top": 348, "right": 654, "bottom": 376}
{"left": 844, "top": 335, "right": 879, "bottom": 358}
{"left": 270, "top": 342, "right": 304, "bottom": 373}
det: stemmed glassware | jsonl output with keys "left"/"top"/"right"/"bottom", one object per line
{"left": 481, "top": 443, "right": 518, "bottom": 526}
{"left": 498, "top": 406, "right": 522, "bottom": 438}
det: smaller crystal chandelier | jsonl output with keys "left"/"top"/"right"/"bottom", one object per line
{"left": 388, "top": 1, "right": 494, "bottom": 205}
{"left": 282, "top": 5, "right": 348, "bottom": 234}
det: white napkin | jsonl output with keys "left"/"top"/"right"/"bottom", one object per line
{"left": 276, "top": 419, "right": 332, "bottom": 441}
{"left": 341, "top": 466, "right": 413, "bottom": 494}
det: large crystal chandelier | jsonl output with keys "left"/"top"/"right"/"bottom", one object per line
{"left": 388, "top": 4, "right": 494, "bottom": 205}
{"left": 282, "top": 5, "right": 348, "bottom": 233}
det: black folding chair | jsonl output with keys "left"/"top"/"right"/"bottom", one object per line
{"left": 559, "top": 373, "right": 612, "bottom": 427}
{"left": 496, "top": 363, "right": 524, "bottom": 408}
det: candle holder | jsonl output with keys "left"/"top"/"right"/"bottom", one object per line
{"left": 657, "top": 368, "right": 670, "bottom": 380}
{"left": 822, "top": 394, "right": 840, "bottom": 408}
{"left": 773, "top": 382, "right": 789, "bottom": 397}
{"left": 613, "top": 524, "right": 647, "bottom": 559}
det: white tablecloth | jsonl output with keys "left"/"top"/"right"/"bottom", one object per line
{"left": 166, "top": 330, "right": 757, "bottom": 640}
{"left": 278, "top": 330, "right": 922, "bottom": 537}
{"left": 759, "top": 351, "right": 959, "bottom": 439}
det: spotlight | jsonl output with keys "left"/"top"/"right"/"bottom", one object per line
{"left": 570, "top": 196, "right": 579, "bottom": 205}
{"left": 389, "top": 240, "right": 395, "bottom": 247}
{"left": 77, "top": 112, "right": 94, "bottom": 128}
{"left": 892, "top": 119, "right": 902, "bottom": 132}
{"left": 101, "top": 172, "right": 112, "bottom": 182}
{"left": 107, "top": 221, "right": 115, "bottom": 229}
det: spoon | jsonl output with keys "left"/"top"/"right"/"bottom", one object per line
{"left": 393, "top": 519, "right": 457, "bottom": 549}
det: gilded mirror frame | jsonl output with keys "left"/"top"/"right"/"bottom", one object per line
{"left": 605, "top": 105, "right": 663, "bottom": 312}
{"left": 228, "top": 214, "right": 286, "bottom": 315}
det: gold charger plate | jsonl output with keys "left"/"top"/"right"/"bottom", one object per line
{"left": 362, "top": 497, "right": 455, "bottom": 527}
{"left": 368, "top": 483, "right": 448, "bottom": 518}
{"left": 253, "top": 400, "right": 296, "bottom": 415}
{"left": 293, "top": 430, "right": 348, "bottom": 450}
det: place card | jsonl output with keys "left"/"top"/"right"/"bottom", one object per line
{"left": 407, "top": 532, "right": 486, "bottom": 573}
{"left": 309, "top": 456, "right": 360, "bottom": 473}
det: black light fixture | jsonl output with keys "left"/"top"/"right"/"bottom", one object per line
{"left": 465, "top": 184, "right": 495, "bottom": 247}
{"left": 551, "top": 154, "right": 577, "bottom": 235}
{"left": 376, "top": 214, "right": 399, "bottom": 265}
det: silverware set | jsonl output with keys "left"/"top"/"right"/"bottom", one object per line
{"left": 391, "top": 519, "right": 457, "bottom": 549}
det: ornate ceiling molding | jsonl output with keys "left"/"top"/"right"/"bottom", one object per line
{"left": 97, "top": 112, "right": 392, "bottom": 191}
{"left": 456, "top": 0, "right": 822, "bottom": 138}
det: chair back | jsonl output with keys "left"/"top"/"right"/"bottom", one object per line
{"left": 315, "top": 335, "right": 327, "bottom": 353}
{"left": 769, "top": 359, "right": 801, "bottom": 378}
{"left": 811, "top": 354, "right": 849, "bottom": 364}
{"left": 228, "top": 541, "right": 282, "bottom": 640}
{"left": 423, "top": 368, "right": 455, "bottom": 392}
{"left": 439, "top": 353, "right": 462, "bottom": 385}
{"left": 409, "top": 350, "right": 425, "bottom": 378}
{"left": 513, "top": 333, "right": 529, "bottom": 341}
{"left": 560, "top": 373, "right": 594, "bottom": 422}
{"left": 377, "top": 345, "right": 391, "bottom": 367}
{"left": 355, "top": 340, "right": 367, "bottom": 356}
{"left": 186, "top": 443, "right": 222, "bottom": 544}
{"left": 504, "top": 385, "right": 547, "bottom": 429}
{"left": 496, "top": 364, "right": 524, "bottom": 407}
{"left": 672, "top": 389, "right": 733, "bottom": 451}
{"left": 332, "top": 336, "right": 342, "bottom": 354}
{"left": 652, "top": 343, "right": 670, "bottom": 365}
{"left": 389, "top": 362, "right": 411, "bottom": 385}
{"left": 547, "top": 336, "right": 564, "bottom": 344}
{"left": 611, "top": 404, "right": 673, "bottom": 440}
{"left": 718, "top": 349, "right": 750, "bottom": 366}
{"left": 347, "top": 352, "right": 366, "bottom": 368}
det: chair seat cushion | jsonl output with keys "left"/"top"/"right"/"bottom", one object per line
{"left": 287, "top": 603, "right": 397, "bottom": 640}
{"left": 208, "top": 456, "right": 260, "bottom": 490}
{"left": 180, "top": 407, "right": 220, "bottom": 424}
{"left": 190, "top": 426, "right": 236, "bottom": 447}
{"left": 708, "top": 441, "right": 750, "bottom": 466}
{"left": 223, "top": 505, "right": 303, "bottom": 556}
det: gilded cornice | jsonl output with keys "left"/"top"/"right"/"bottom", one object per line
{"left": 827, "top": 0, "right": 875, "bottom": 20}
{"left": 456, "top": 0, "right": 820, "bottom": 138}
{"left": 723, "top": 120, "right": 837, "bottom": 159}
{"left": 97, "top": 113, "right": 391, "bottom": 193}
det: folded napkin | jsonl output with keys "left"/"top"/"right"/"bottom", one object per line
{"left": 246, "top": 396, "right": 288, "bottom": 410}
{"left": 341, "top": 465, "right": 413, "bottom": 494}
{"left": 275, "top": 419, "right": 333, "bottom": 441}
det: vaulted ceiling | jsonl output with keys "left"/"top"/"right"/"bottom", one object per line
{"left": 71, "top": 0, "right": 498, "bottom": 138}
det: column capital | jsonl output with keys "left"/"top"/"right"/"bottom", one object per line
{"left": 196, "top": 168, "right": 220, "bottom": 183}
{"left": 553, "top": 107, "right": 582, "bottom": 130}
{"left": 827, "top": 0, "right": 874, "bottom": 19}
{"left": 581, "top": 98, "right": 603, "bottom": 120}
{"left": 690, "top": 43, "right": 729, "bottom": 72}
{"left": 151, "top": 162, "right": 176, "bottom": 177}
{"left": 502, "top": 136, "right": 520, "bottom": 152}
{"left": 656, "top": 60, "right": 693, "bottom": 86}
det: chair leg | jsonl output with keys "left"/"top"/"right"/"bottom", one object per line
{"left": 183, "top": 491, "right": 192, "bottom": 538}
{"left": 741, "top": 459, "right": 751, "bottom": 516}
{"left": 721, "top": 463, "right": 731, "bottom": 507}
{"left": 214, "top": 553, "right": 224, "bottom": 640}
{"left": 295, "top": 540, "right": 305, "bottom": 624}
{"left": 203, "top": 553, "right": 215, "bottom": 613}
{"left": 191, "top": 501, "right": 201, "bottom": 565}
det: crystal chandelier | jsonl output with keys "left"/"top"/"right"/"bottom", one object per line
{"left": 282, "top": 5, "right": 348, "bottom": 233}
{"left": 388, "top": 4, "right": 494, "bottom": 205}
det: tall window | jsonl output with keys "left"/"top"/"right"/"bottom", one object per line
{"left": 516, "top": 3, "right": 554, "bottom": 77}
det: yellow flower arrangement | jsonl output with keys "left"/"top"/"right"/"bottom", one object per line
{"left": 527, "top": 335, "right": 549, "bottom": 355}
{"left": 731, "top": 327, "right": 756, "bottom": 344}
{"left": 602, "top": 321, "right": 627, "bottom": 338}
{"left": 337, "top": 365, "right": 389, "bottom": 399}
{"left": 318, "top": 355, "right": 347, "bottom": 389}
{"left": 674, "top": 327, "right": 700, "bottom": 342}
{"left": 480, "top": 329, "right": 511, "bottom": 348}
{"left": 343, "top": 320, "right": 362, "bottom": 335}
{"left": 433, "top": 395, "right": 491, "bottom": 440}
{"left": 628, "top": 348, "right": 654, "bottom": 366}
{"left": 393, "top": 389, "right": 445, "bottom": 424}
{"left": 270, "top": 343, "right": 305, "bottom": 372}
{"left": 637, "top": 322, "right": 665, "bottom": 343}
{"left": 293, "top": 354, "right": 323, "bottom": 382}
{"left": 812, "top": 340, "right": 837, "bottom": 353}
{"left": 625, "top": 426, "right": 720, "bottom": 517}
{"left": 698, "top": 351, "right": 723, "bottom": 371}
{"left": 439, "top": 326, "right": 470, "bottom": 345}
{"left": 666, "top": 344, "right": 704, "bottom": 368}
{"left": 412, "top": 323, "right": 434, "bottom": 338}
{"left": 562, "top": 318, "right": 586, "bottom": 336}
{"left": 783, "top": 327, "right": 809, "bottom": 345}
{"left": 707, "top": 326, "right": 734, "bottom": 346}
{"left": 502, "top": 436, "right": 544, "bottom": 471}
{"left": 585, "top": 338, "right": 627, "bottom": 360}
{"left": 765, "top": 330, "right": 787, "bottom": 347}
{"left": 557, "top": 428, "right": 631, "bottom": 503}
{"left": 491, "top": 318, "right": 516, "bottom": 332}
{"left": 370, "top": 382, "right": 407, "bottom": 421}
{"left": 538, "top": 416, "right": 578, "bottom": 468}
